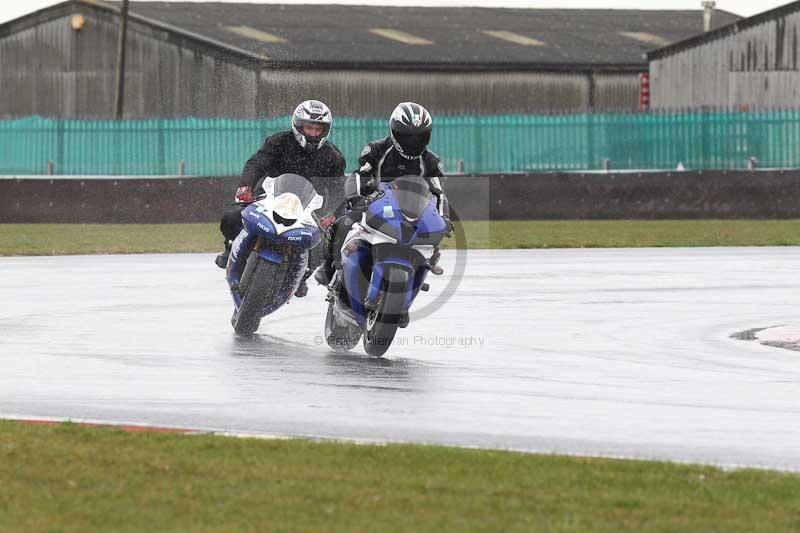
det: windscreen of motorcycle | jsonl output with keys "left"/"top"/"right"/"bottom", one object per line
{"left": 390, "top": 175, "right": 433, "bottom": 221}
{"left": 273, "top": 173, "right": 319, "bottom": 209}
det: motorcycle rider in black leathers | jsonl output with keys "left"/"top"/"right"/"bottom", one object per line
{"left": 314, "top": 102, "right": 451, "bottom": 286}
{"left": 215, "top": 100, "right": 346, "bottom": 297}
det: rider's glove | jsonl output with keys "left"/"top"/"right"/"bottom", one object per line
{"left": 235, "top": 186, "right": 254, "bottom": 205}
{"left": 319, "top": 214, "right": 336, "bottom": 230}
{"left": 360, "top": 178, "right": 378, "bottom": 196}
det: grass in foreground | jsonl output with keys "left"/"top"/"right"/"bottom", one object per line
{"left": 0, "top": 421, "right": 798, "bottom": 532}
{"left": 1, "top": 220, "right": 799, "bottom": 256}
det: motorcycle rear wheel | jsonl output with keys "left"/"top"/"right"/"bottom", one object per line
{"left": 324, "top": 301, "right": 362, "bottom": 352}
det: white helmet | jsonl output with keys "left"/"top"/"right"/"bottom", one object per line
{"left": 292, "top": 100, "right": 332, "bottom": 151}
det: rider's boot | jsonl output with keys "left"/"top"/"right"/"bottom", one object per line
{"left": 313, "top": 257, "right": 335, "bottom": 286}
{"left": 295, "top": 269, "right": 312, "bottom": 298}
{"left": 314, "top": 221, "right": 339, "bottom": 286}
{"left": 215, "top": 241, "right": 232, "bottom": 269}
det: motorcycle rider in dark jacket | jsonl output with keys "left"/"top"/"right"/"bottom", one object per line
{"left": 314, "top": 102, "right": 451, "bottom": 286}
{"left": 216, "top": 100, "right": 346, "bottom": 297}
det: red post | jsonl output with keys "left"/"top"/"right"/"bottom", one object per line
{"left": 639, "top": 72, "right": 650, "bottom": 111}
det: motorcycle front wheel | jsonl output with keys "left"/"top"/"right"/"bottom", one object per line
{"left": 363, "top": 267, "right": 409, "bottom": 357}
{"left": 233, "top": 256, "right": 292, "bottom": 336}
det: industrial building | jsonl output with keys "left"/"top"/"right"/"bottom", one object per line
{"left": 0, "top": 0, "right": 740, "bottom": 119}
{"left": 649, "top": 1, "right": 800, "bottom": 109}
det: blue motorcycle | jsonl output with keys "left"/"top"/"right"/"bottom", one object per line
{"left": 324, "top": 175, "right": 447, "bottom": 356}
{"left": 226, "top": 173, "right": 323, "bottom": 335}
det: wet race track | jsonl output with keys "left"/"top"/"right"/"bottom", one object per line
{"left": 1, "top": 248, "right": 799, "bottom": 471}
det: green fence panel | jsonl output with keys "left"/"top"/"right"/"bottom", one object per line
{"left": 2, "top": 110, "right": 800, "bottom": 175}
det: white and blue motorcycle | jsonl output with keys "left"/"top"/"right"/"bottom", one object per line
{"left": 225, "top": 173, "right": 323, "bottom": 335}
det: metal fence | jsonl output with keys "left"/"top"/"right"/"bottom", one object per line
{"left": 2, "top": 110, "right": 799, "bottom": 175}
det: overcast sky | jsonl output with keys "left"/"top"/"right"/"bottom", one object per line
{"left": 0, "top": 0, "right": 790, "bottom": 24}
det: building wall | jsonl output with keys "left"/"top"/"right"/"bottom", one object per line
{"left": 593, "top": 73, "right": 641, "bottom": 111}
{"left": 0, "top": 5, "right": 641, "bottom": 119}
{"left": 651, "top": 10, "right": 800, "bottom": 108}
{"left": 260, "top": 70, "right": 612, "bottom": 117}
{"left": 0, "top": 10, "right": 259, "bottom": 119}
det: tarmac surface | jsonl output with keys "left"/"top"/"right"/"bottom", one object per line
{"left": 1, "top": 248, "right": 799, "bottom": 471}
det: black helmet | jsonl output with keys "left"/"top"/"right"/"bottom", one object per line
{"left": 389, "top": 102, "right": 432, "bottom": 158}
{"left": 292, "top": 100, "right": 333, "bottom": 151}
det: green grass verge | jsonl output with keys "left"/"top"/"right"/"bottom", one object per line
{"left": 449, "top": 219, "right": 800, "bottom": 249}
{"left": 1, "top": 220, "right": 799, "bottom": 256}
{"left": 0, "top": 421, "right": 798, "bottom": 532}
{"left": 0, "top": 223, "right": 219, "bottom": 256}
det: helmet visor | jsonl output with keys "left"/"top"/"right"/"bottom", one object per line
{"left": 394, "top": 131, "right": 430, "bottom": 157}
{"left": 293, "top": 118, "right": 331, "bottom": 142}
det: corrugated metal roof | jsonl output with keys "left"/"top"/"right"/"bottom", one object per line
{"left": 111, "top": 2, "right": 739, "bottom": 67}
{"left": 3, "top": 1, "right": 742, "bottom": 69}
